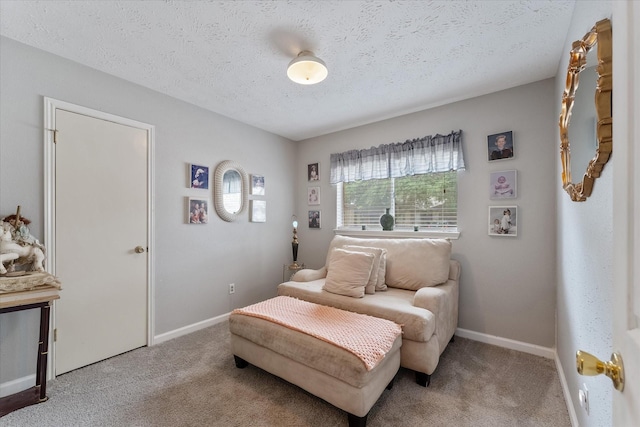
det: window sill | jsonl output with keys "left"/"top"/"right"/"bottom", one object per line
{"left": 334, "top": 228, "right": 460, "bottom": 240}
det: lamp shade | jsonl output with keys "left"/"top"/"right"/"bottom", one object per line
{"left": 287, "top": 51, "right": 328, "bottom": 85}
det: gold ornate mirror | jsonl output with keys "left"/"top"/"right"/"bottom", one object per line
{"left": 559, "top": 18, "right": 612, "bottom": 202}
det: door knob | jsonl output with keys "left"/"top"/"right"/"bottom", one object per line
{"left": 134, "top": 246, "right": 145, "bottom": 254}
{"left": 576, "top": 350, "right": 624, "bottom": 391}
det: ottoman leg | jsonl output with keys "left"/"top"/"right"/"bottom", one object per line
{"left": 348, "top": 412, "right": 367, "bottom": 427}
{"left": 415, "top": 372, "right": 431, "bottom": 387}
{"left": 234, "top": 355, "right": 249, "bottom": 369}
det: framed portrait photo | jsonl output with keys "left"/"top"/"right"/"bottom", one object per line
{"left": 188, "top": 197, "right": 209, "bottom": 224}
{"left": 490, "top": 170, "right": 517, "bottom": 199}
{"left": 190, "top": 164, "right": 209, "bottom": 189}
{"left": 308, "top": 210, "right": 321, "bottom": 229}
{"left": 251, "top": 174, "right": 265, "bottom": 196}
{"left": 488, "top": 205, "right": 518, "bottom": 237}
{"left": 250, "top": 200, "right": 266, "bottom": 223}
{"left": 487, "top": 131, "right": 514, "bottom": 161}
{"left": 308, "top": 186, "right": 320, "bottom": 205}
{"left": 308, "top": 162, "right": 319, "bottom": 182}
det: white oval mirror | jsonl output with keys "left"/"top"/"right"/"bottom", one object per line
{"left": 214, "top": 160, "right": 249, "bottom": 222}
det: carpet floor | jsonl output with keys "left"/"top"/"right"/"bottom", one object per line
{"left": 1, "top": 321, "right": 570, "bottom": 426}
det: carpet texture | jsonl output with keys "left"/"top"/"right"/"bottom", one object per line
{"left": 1, "top": 321, "right": 570, "bottom": 426}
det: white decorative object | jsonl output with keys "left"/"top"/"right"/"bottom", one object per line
{"left": 1, "top": 213, "right": 47, "bottom": 274}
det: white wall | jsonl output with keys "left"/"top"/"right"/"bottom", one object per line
{"left": 295, "top": 79, "right": 558, "bottom": 348}
{"left": 0, "top": 37, "right": 296, "bottom": 386}
{"left": 555, "top": 2, "right": 614, "bottom": 426}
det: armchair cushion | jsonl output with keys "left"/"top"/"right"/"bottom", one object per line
{"left": 325, "top": 235, "right": 452, "bottom": 290}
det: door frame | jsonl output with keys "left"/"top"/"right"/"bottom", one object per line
{"left": 43, "top": 97, "right": 156, "bottom": 379}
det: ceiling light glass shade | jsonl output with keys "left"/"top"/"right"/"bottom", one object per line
{"left": 287, "top": 51, "right": 328, "bottom": 85}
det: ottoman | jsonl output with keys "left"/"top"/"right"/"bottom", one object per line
{"left": 229, "top": 296, "right": 402, "bottom": 427}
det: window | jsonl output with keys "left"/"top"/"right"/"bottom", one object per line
{"left": 337, "top": 171, "right": 458, "bottom": 230}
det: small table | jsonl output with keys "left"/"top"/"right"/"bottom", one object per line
{"left": 282, "top": 263, "right": 305, "bottom": 282}
{"left": 0, "top": 280, "right": 60, "bottom": 417}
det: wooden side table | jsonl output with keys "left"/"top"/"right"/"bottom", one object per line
{"left": 0, "top": 283, "right": 60, "bottom": 417}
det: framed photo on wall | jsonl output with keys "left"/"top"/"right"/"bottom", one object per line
{"left": 488, "top": 205, "right": 517, "bottom": 237}
{"left": 251, "top": 174, "right": 265, "bottom": 196}
{"left": 489, "top": 170, "right": 517, "bottom": 199}
{"left": 190, "top": 164, "right": 209, "bottom": 189}
{"left": 308, "top": 186, "right": 320, "bottom": 205}
{"left": 188, "top": 197, "right": 209, "bottom": 224}
{"left": 487, "top": 131, "right": 514, "bottom": 161}
{"left": 250, "top": 200, "right": 266, "bottom": 223}
{"left": 308, "top": 210, "right": 321, "bottom": 229}
{"left": 308, "top": 162, "right": 319, "bottom": 182}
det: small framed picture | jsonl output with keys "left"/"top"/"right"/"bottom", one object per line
{"left": 490, "top": 170, "right": 517, "bottom": 199}
{"left": 250, "top": 200, "right": 266, "bottom": 223}
{"left": 251, "top": 174, "right": 265, "bottom": 196}
{"left": 308, "top": 162, "right": 319, "bottom": 181}
{"left": 487, "top": 131, "right": 514, "bottom": 161}
{"left": 188, "top": 198, "right": 209, "bottom": 224}
{"left": 190, "top": 164, "right": 209, "bottom": 189}
{"left": 488, "top": 206, "right": 518, "bottom": 237}
{"left": 308, "top": 210, "right": 321, "bottom": 229}
{"left": 308, "top": 186, "right": 320, "bottom": 205}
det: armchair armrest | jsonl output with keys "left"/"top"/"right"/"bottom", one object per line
{"left": 413, "top": 285, "right": 450, "bottom": 315}
{"left": 412, "top": 280, "right": 459, "bottom": 351}
{"left": 292, "top": 267, "right": 327, "bottom": 282}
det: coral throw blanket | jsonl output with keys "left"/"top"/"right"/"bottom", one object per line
{"left": 232, "top": 296, "right": 402, "bottom": 371}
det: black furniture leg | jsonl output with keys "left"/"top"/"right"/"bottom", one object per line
{"left": 348, "top": 412, "right": 368, "bottom": 427}
{"left": 386, "top": 377, "right": 395, "bottom": 390}
{"left": 415, "top": 372, "right": 431, "bottom": 387}
{"left": 234, "top": 355, "right": 249, "bottom": 368}
{"left": 36, "top": 303, "right": 51, "bottom": 401}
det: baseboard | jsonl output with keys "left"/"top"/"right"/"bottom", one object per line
{"left": 455, "top": 328, "right": 556, "bottom": 359}
{"left": 153, "top": 312, "right": 230, "bottom": 345}
{"left": 555, "top": 353, "right": 579, "bottom": 427}
{"left": 0, "top": 374, "right": 35, "bottom": 398}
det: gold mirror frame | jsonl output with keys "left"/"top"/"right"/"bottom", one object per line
{"left": 559, "top": 18, "right": 612, "bottom": 202}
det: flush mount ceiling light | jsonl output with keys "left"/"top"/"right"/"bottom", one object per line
{"left": 287, "top": 50, "right": 328, "bottom": 85}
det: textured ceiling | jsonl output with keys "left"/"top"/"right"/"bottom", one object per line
{"left": 0, "top": 1, "right": 576, "bottom": 141}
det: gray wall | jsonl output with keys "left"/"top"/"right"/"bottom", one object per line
{"left": 0, "top": 37, "right": 296, "bottom": 386}
{"left": 295, "top": 79, "right": 558, "bottom": 348}
{"left": 555, "top": 2, "right": 613, "bottom": 426}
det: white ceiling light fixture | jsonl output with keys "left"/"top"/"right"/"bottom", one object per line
{"left": 287, "top": 50, "right": 328, "bottom": 85}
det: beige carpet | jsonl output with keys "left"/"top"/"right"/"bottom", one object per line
{"left": 1, "top": 321, "right": 570, "bottom": 426}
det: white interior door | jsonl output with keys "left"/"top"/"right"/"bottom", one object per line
{"left": 612, "top": 2, "right": 640, "bottom": 424}
{"left": 54, "top": 108, "right": 149, "bottom": 375}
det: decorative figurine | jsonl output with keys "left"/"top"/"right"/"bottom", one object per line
{"left": 0, "top": 206, "right": 46, "bottom": 274}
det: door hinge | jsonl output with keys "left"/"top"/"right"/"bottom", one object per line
{"left": 53, "top": 328, "right": 57, "bottom": 342}
{"left": 46, "top": 128, "right": 58, "bottom": 144}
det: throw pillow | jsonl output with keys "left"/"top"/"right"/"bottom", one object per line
{"left": 323, "top": 248, "right": 375, "bottom": 298}
{"left": 343, "top": 245, "right": 387, "bottom": 293}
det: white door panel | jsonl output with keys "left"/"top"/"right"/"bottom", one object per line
{"left": 612, "top": 2, "right": 640, "bottom": 424}
{"left": 54, "top": 109, "right": 148, "bottom": 375}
